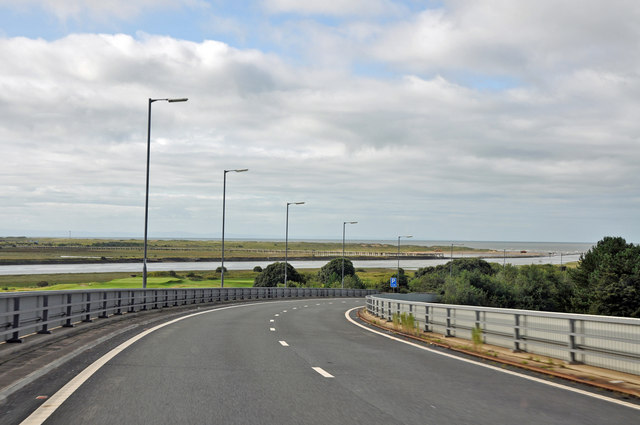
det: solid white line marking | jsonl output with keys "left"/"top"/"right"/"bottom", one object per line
{"left": 270, "top": 328, "right": 276, "bottom": 332}
{"left": 19, "top": 300, "right": 309, "bottom": 425}
{"left": 312, "top": 367, "right": 334, "bottom": 378}
{"left": 279, "top": 341, "right": 289, "bottom": 347}
{"left": 344, "top": 307, "right": 640, "bottom": 412}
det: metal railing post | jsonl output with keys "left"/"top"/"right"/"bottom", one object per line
{"left": 82, "top": 293, "right": 93, "bottom": 323}
{"left": 8, "top": 297, "right": 22, "bottom": 342}
{"left": 63, "top": 293, "right": 74, "bottom": 327}
{"left": 115, "top": 291, "right": 123, "bottom": 315}
{"left": 513, "top": 314, "right": 521, "bottom": 352}
{"left": 424, "top": 305, "right": 430, "bottom": 332}
{"left": 569, "top": 318, "right": 578, "bottom": 364}
{"left": 98, "top": 292, "right": 108, "bottom": 318}
{"left": 38, "top": 295, "right": 52, "bottom": 334}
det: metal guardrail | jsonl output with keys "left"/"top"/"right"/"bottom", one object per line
{"left": 366, "top": 295, "right": 640, "bottom": 375}
{"left": 0, "top": 288, "right": 376, "bottom": 343}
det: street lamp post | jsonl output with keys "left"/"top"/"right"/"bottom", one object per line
{"left": 397, "top": 235, "right": 412, "bottom": 290}
{"left": 284, "top": 202, "right": 305, "bottom": 287}
{"left": 342, "top": 221, "right": 357, "bottom": 289}
{"left": 221, "top": 169, "right": 248, "bottom": 288}
{"left": 143, "top": 97, "right": 188, "bottom": 289}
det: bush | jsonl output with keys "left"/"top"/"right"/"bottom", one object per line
{"left": 318, "top": 258, "right": 355, "bottom": 286}
{"left": 253, "top": 266, "right": 263, "bottom": 273}
{"left": 254, "top": 262, "right": 305, "bottom": 287}
{"left": 215, "top": 266, "right": 227, "bottom": 273}
{"left": 37, "top": 281, "right": 49, "bottom": 287}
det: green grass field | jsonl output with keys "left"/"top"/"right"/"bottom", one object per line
{"left": 0, "top": 268, "right": 395, "bottom": 292}
{"left": 0, "top": 236, "right": 484, "bottom": 264}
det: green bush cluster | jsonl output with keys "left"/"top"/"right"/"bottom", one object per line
{"left": 407, "top": 236, "right": 640, "bottom": 318}
{"left": 253, "top": 262, "right": 306, "bottom": 287}
{"left": 252, "top": 259, "right": 366, "bottom": 289}
{"left": 392, "top": 312, "right": 417, "bottom": 333}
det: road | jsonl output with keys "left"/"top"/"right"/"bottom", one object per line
{"left": 11, "top": 299, "right": 640, "bottom": 424}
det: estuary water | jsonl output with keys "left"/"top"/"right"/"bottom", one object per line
{"left": 0, "top": 254, "right": 583, "bottom": 275}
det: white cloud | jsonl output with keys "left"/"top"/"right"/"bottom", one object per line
{"left": 369, "top": 1, "right": 640, "bottom": 78}
{"left": 0, "top": 0, "right": 205, "bottom": 21}
{"left": 1, "top": 2, "right": 640, "bottom": 241}
{"left": 262, "top": 0, "right": 402, "bottom": 17}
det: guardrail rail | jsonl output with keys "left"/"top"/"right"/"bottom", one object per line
{"left": 366, "top": 295, "right": 640, "bottom": 375}
{"left": 1, "top": 287, "right": 376, "bottom": 343}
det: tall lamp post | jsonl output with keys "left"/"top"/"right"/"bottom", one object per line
{"left": 221, "top": 169, "right": 248, "bottom": 288}
{"left": 397, "top": 235, "right": 412, "bottom": 290}
{"left": 342, "top": 221, "right": 358, "bottom": 289}
{"left": 143, "top": 97, "right": 188, "bottom": 289}
{"left": 285, "top": 201, "right": 305, "bottom": 287}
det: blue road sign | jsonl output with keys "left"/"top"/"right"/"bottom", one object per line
{"left": 390, "top": 277, "right": 397, "bottom": 288}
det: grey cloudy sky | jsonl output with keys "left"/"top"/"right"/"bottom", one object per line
{"left": 0, "top": 0, "right": 638, "bottom": 242}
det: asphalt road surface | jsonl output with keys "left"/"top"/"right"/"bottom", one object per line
{"left": 12, "top": 299, "right": 640, "bottom": 424}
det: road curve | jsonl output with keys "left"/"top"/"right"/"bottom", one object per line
{"left": 15, "top": 299, "right": 640, "bottom": 424}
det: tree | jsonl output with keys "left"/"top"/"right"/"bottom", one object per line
{"left": 342, "top": 274, "right": 365, "bottom": 289}
{"left": 570, "top": 236, "right": 640, "bottom": 317}
{"left": 253, "top": 262, "right": 305, "bottom": 287}
{"left": 318, "top": 258, "right": 355, "bottom": 286}
{"left": 449, "top": 258, "right": 496, "bottom": 276}
{"left": 441, "top": 274, "right": 488, "bottom": 306}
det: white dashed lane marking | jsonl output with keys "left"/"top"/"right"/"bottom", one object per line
{"left": 312, "top": 367, "right": 334, "bottom": 378}
{"left": 279, "top": 341, "right": 289, "bottom": 347}
{"left": 270, "top": 328, "right": 276, "bottom": 332}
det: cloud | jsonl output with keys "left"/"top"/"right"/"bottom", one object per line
{"left": 368, "top": 1, "right": 640, "bottom": 79}
{"left": 262, "top": 0, "right": 403, "bottom": 17}
{"left": 1, "top": 2, "right": 640, "bottom": 241}
{"left": 0, "top": 0, "right": 205, "bottom": 21}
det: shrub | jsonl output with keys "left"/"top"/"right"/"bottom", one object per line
{"left": 254, "top": 262, "right": 305, "bottom": 287}
{"left": 37, "top": 281, "right": 49, "bottom": 287}
{"left": 318, "top": 258, "right": 355, "bottom": 286}
{"left": 253, "top": 266, "right": 263, "bottom": 273}
{"left": 471, "top": 326, "right": 483, "bottom": 350}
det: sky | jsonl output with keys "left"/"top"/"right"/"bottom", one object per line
{"left": 0, "top": 0, "right": 639, "bottom": 243}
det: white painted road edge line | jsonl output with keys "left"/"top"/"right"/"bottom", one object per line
{"left": 279, "top": 341, "right": 289, "bottom": 347}
{"left": 19, "top": 299, "right": 317, "bottom": 425}
{"left": 312, "top": 367, "right": 334, "bottom": 378}
{"left": 344, "top": 306, "right": 640, "bottom": 412}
